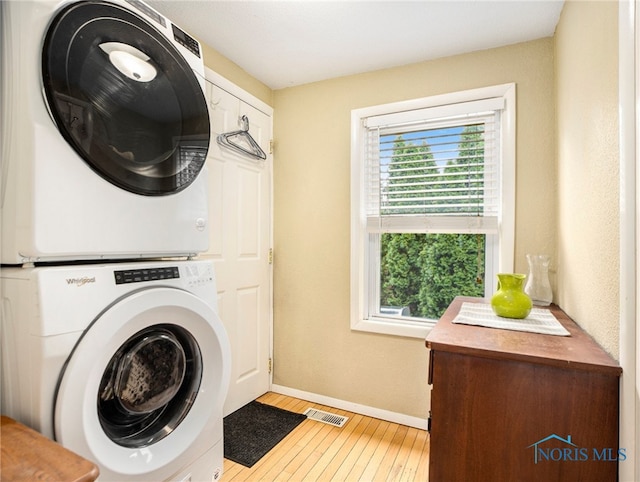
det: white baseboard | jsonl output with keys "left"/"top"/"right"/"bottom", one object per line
{"left": 271, "top": 384, "right": 428, "bottom": 430}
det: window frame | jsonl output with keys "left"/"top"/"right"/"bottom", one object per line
{"left": 350, "top": 84, "right": 516, "bottom": 338}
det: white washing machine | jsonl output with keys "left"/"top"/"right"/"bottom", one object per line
{"left": 0, "top": 259, "right": 231, "bottom": 481}
{"left": 1, "top": 0, "right": 211, "bottom": 264}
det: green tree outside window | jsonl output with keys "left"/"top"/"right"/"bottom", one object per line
{"left": 380, "top": 125, "right": 486, "bottom": 319}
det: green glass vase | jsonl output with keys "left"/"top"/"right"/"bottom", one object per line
{"left": 490, "top": 273, "right": 533, "bottom": 319}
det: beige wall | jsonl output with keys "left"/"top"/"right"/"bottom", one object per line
{"left": 272, "top": 39, "right": 556, "bottom": 417}
{"left": 200, "top": 42, "right": 273, "bottom": 107}
{"left": 555, "top": 0, "right": 619, "bottom": 358}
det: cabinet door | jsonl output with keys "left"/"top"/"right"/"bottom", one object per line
{"left": 429, "top": 351, "right": 620, "bottom": 482}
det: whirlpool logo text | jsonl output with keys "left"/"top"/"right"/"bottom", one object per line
{"left": 65, "top": 276, "right": 96, "bottom": 287}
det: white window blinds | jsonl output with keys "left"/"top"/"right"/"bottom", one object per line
{"left": 364, "top": 97, "right": 505, "bottom": 234}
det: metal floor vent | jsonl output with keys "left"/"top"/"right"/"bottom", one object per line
{"left": 303, "top": 408, "right": 349, "bottom": 427}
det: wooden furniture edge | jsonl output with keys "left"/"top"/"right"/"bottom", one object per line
{"left": 1, "top": 415, "right": 100, "bottom": 482}
{"left": 425, "top": 296, "right": 622, "bottom": 376}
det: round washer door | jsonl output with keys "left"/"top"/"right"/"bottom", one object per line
{"left": 54, "top": 287, "right": 230, "bottom": 478}
{"left": 42, "top": 1, "right": 210, "bottom": 196}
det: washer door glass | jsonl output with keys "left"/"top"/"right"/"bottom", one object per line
{"left": 42, "top": 1, "right": 210, "bottom": 196}
{"left": 98, "top": 325, "right": 202, "bottom": 447}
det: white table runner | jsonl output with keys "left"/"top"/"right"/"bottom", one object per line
{"left": 452, "top": 302, "right": 570, "bottom": 336}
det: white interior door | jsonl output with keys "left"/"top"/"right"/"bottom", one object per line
{"left": 203, "top": 78, "right": 272, "bottom": 416}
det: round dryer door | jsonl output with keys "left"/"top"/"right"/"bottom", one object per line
{"left": 42, "top": 1, "right": 210, "bottom": 196}
{"left": 54, "top": 287, "right": 230, "bottom": 479}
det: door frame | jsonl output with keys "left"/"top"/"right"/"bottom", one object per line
{"left": 619, "top": 1, "right": 638, "bottom": 480}
{"left": 203, "top": 67, "right": 274, "bottom": 390}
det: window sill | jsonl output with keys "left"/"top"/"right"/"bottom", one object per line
{"left": 351, "top": 316, "right": 435, "bottom": 339}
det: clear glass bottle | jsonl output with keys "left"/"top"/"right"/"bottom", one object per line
{"left": 524, "top": 254, "right": 553, "bottom": 306}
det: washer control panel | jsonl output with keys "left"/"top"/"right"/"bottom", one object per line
{"left": 125, "top": 0, "right": 167, "bottom": 27}
{"left": 172, "top": 24, "right": 201, "bottom": 58}
{"left": 114, "top": 267, "right": 180, "bottom": 285}
{"left": 183, "top": 261, "right": 215, "bottom": 288}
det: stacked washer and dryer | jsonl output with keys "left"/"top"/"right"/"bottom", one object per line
{"left": 0, "top": 1, "right": 231, "bottom": 481}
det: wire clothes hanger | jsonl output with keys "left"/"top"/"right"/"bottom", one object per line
{"left": 216, "top": 115, "right": 267, "bottom": 160}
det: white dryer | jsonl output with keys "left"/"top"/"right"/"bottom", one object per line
{"left": 1, "top": 0, "right": 211, "bottom": 264}
{"left": 0, "top": 259, "right": 231, "bottom": 481}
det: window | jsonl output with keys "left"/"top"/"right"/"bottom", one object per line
{"left": 350, "top": 84, "right": 516, "bottom": 338}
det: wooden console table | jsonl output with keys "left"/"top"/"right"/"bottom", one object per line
{"left": 1, "top": 416, "right": 99, "bottom": 481}
{"left": 426, "top": 296, "right": 622, "bottom": 482}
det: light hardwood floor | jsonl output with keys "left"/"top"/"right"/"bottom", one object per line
{"left": 222, "top": 392, "right": 430, "bottom": 481}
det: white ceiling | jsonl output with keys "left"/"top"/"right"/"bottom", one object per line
{"left": 146, "top": 1, "right": 565, "bottom": 90}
